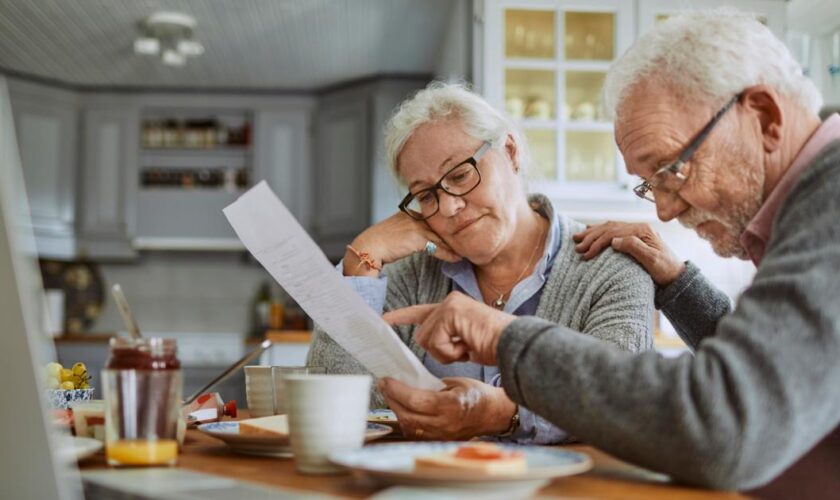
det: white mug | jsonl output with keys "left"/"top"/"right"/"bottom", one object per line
{"left": 283, "top": 374, "right": 371, "bottom": 474}
{"left": 271, "top": 366, "right": 325, "bottom": 415}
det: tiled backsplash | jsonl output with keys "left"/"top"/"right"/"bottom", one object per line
{"left": 88, "top": 220, "right": 754, "bottom": 338}
{"left": 91, "top": 252, "right": 272, "bottom": 334}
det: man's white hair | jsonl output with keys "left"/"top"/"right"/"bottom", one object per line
{"left": 602, "top": 8, "right": 822, "bottom": 119}
{"left": 384, "top": 81, "right": 529, "bottom": 183}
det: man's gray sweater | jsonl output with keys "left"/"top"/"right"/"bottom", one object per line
{"left": 498, "top": 140, "right": 840, "bottom": 492}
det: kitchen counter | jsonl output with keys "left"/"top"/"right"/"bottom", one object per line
{"left": 56, "top": 330, "right": 312, "bottom": 344}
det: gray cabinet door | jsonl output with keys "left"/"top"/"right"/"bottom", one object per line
{"left": 314, "top": 98, "right": 370, "bottom": 260}
{"left": 78, "top": 105, "right": 137, "bottom": 259}
{"left": 8, "top": 80, "right": 79, "bottom": 259}
{"left": 254, "top": 108, "right": 313, "bottom": 231}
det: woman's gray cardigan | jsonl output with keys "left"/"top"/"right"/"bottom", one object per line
{"left": 307, "top": 196, "right": 655, "bottom": 409}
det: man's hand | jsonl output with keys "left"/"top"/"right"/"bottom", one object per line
{"left": 383, "top": 291, "right": 515, "bottom": 366}
{"left": 573, "top": 221, "right": 685, "bottom": 286}
{"left": 378, "top": 377, "right": 517, "bottom": 440}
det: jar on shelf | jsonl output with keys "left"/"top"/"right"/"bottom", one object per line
{"left": 102, "top": 337, "right": 182, "bottom": 467}
{"left": 163, "top": 119, "right": 180, "bottom": 148}
{"left": 144, "top": 120, "right": 164, "bottom": 148}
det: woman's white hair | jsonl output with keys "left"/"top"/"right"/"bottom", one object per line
{"left": 384, "top": 81, "right": 530, "bottom": 184}
{"left": 602, "top": 8, "right": 822, "bottom": 119}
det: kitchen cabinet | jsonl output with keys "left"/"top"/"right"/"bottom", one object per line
{"left": 637, "top": 0, "right": 785, "bottom": 37}
{"left": 254, "top": 107, "right": 313, "bottom": 231}
{"left": 477, "top": 0, "right": 785, "bottom": 220}
{"left": 133, "top": 107, "right": 253, "bottom": 250}
{"left": 76, "top": 93, "right": 315, "bottom": 254}
{"left": 7, "top": 79, "right": 80, "bottom": 259}
{"left": 481, "top": 0, "right": 639, "bottom": 220}
{"left": 129, "top": 95, "right": 315, "bottom": 251}
{"left": 78, "top": 96, "right": 139, "bottom": 259}
{"left": 313, "top": 78, "right": 428, "bottom": 260}
{"left": 314, "top": 95, "right": 370, "bottom": 259}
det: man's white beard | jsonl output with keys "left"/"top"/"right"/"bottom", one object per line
{"left": 678, "top": 163, "right": 763, "bottom": 260}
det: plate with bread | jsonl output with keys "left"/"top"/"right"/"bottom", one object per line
{"left": 329, "top": 442, "right": 591, "bottom": 492}
{"left": 199, "top": 415, "right": 392, "bottom": 457}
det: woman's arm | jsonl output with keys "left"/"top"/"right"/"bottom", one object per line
{"left": 306, "top": 254, "right": 436, "bottom": 407}
{"left": 578, "top": 250, "right": 655, "bottom": 353}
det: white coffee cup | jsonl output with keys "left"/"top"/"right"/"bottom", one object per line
{"left": 271, "top": 366, "right": 325, "bottom": 415}
{"left": 244, "top": 366, "right": 274, "bottom": 418}
{"left": 283, "top": 374, "right": 371, "bottom": 474}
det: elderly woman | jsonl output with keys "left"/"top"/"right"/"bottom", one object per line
{"left": 306, "top": 82, "right": 654, "bottom": 443}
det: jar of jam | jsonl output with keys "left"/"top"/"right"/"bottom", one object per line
{"left": 102, "top": 338, "right": 182, "bottom": 467}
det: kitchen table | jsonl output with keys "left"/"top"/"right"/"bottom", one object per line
{"left": 77, "top": 416, "right": 746, "bottom": 499}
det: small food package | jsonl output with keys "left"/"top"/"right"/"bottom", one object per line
{"left": 71, "top": 400, "right": 105, "bottom": 442}
{"left": 182, "top": 392, "right": 237, "bottom": 427}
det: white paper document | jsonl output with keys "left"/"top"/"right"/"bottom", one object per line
{"left": 224, "top": 181, "right": 444, "bottom": 391}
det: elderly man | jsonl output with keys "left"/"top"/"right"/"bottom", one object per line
{"left": 383, "top": 9, "right": 840, "bottom": 497}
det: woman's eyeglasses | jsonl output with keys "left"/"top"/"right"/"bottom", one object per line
{"left": 398, "top": 141, "right": 492, "bottom": 220}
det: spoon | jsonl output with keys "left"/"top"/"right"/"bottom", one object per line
{"left": 110, "top": 283, "right": 142, "bottom": 339}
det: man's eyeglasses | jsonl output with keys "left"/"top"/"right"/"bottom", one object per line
{"left": 398, "top": 141, "right": 492, "bottom": 221}
{"left": 633, "top": 94, "right": 741, "bottom": 202}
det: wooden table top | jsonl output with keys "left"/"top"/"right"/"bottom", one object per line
{"left": 78, "top": 425, "right": 746, "bottom": 499}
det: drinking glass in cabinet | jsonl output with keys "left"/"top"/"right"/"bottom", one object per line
{"left": 565, "top": 131, "right": 615, "bottom": 182}
{"left": 565, "top": 72, "right": 607, "bottom": 122}
{"left": 505, "top": 9, "right": 555, "bottom": 59}
{"left": 564, "top": 12, "right": 614, "bottom": 61}
{"left": 505, "top": 69, "right": 555, "bottom": 120}
{"left": 524, "top": 129, "right": 556, "bottom": 181}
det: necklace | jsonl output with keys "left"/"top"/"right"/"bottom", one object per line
{"left": 480, "top": 217, "right": 547, "bottom": 310}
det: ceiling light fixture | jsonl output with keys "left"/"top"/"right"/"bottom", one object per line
{"left": 133, "top": 11, "right": 204, "bottom": 67}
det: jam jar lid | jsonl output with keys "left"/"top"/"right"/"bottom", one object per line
{"left": 107, "top": 337, "right": 180, "bottom": 370}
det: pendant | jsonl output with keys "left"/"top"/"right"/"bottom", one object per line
{"left": 492, "top": 294, "right": 505, "bottom": 310}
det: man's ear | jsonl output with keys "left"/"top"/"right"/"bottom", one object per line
{"left": 740, "top": 85, "right": 783, "bottom": 154}
{"left": 504, "top": 133, "right": 520, "bottom": 172}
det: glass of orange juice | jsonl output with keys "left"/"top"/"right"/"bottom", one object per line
{"left": 102, "top": 338, "right": 182, "bottom": 467}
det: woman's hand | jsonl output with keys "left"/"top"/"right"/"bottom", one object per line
{"left": 378, "top": 376, "right": 517, "bottom": 440}
{"left": 383, "top": 291, "right": 514, "bottom": 366}
{"left": 344, "top": 212, "right": 461, "bottom": 277}
{"left": 572, "top": 221, "right": 685, "bottom": 287}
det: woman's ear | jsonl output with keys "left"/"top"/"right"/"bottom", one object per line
{"left": 504, "top": 133, "right": 520, "bottom": 173}
{"left": 740, "top": 85, "right": 783, "bottom": 154}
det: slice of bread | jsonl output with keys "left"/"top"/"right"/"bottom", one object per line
{"left": 238, "top": 415, "right": 289, "bottom": 438}
{"left": 415, "top": 443, "right": 527, "bottom": 475}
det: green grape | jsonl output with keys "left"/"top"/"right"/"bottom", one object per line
{"left": 45, "top": 362, "right": 63, "bottom": 379}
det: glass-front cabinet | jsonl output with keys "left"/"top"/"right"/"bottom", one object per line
{"left": 637, "top": 0, "right": 785, "bottom": 39}
{"left": 483, "top": 0, "right": 635, "bottom": 209}
{"left": 480, "top": 0, "right": 785, "bottom": 217}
